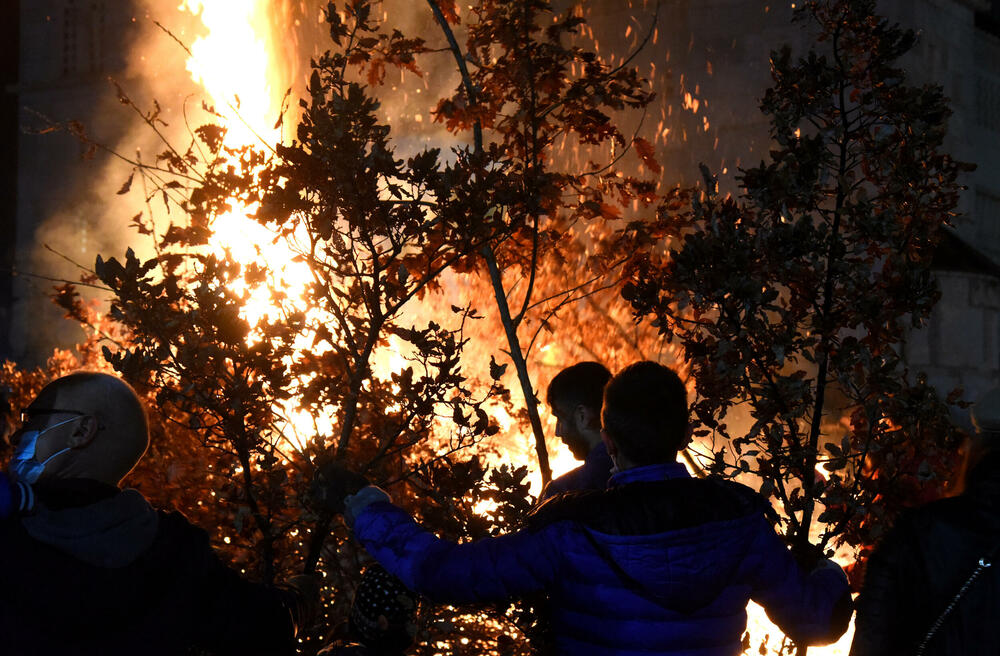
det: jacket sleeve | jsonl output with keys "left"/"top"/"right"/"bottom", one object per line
{"left": 170, "top": 514, "right": 298, "bottom": 655}
{"left": 746, "top": 516, "right": 852, "bottom": 645}
{"left": 352, "top": 500, "right": 561, "bottom": 604}
{"left": 0, "top": 473, "right": 31, "bottom": 519}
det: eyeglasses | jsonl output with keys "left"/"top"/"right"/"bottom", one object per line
{"left": 19, "top": 408, "right": 88, "bottom": 425}
{"left": 7, "top": 408, "right": 89, "bottom": 447}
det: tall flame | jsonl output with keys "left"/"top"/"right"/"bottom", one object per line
{"left": 179, "top": 0, "right": 322, "bottom": 453}
{"left": 182, "top": 1, "right": 275, "bottom": 145}
{"left": 180, "top": 0, "right": 312, "bottom": 329}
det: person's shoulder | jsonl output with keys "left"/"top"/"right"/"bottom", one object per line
{"left": 526, "top": 476, "right": 770, "bottom": 535}
{"left": 152, "top": 508, "right": 213, "bottom": 554}
{"left": 923, "top": 493, "right": 970, "bottom": 515}
{"left": 651, "top": 476, "right": 775, "bottom": 524}
{"left": 883, "top": 494, "right": 983, "bottom": 546}
{"left": 317, "top": 643, "right": 374, "bottom": 656}
{"left": 0, "top": 473, "right": 30, "bottom": 519}
{"left": 550, "top": 464, "right": 586, "bottom": 488}
{"left": 140, "top": 509, "right": 237, "bottom": 584}
{"left": 539, "top": 465, "right": 586, "bottom": 500}
{"left": 528, "top": 487, "right": 604, "bottom": 529}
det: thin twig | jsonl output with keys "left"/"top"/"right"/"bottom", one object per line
{"left": 5, "top": 267, "right": 112, "bottom": 293}
{"left": 153, "top": 20, "right": 193, "bottom": 57}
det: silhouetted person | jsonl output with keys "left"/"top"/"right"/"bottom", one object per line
{"left": 851, "top": 386, "right": 1000, "bottom": 656}
{"left": 0, "top": 372, "right": 315, "bottom": 656}
{"left": 540, "top": 361, "right": 614, "bottom": 501}
{"left": 322, "top": 361, "right": 852, "bottom": 655}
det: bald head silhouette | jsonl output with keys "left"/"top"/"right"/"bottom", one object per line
{"left": 24, "top": 372, "right": 149, "bottom": 486}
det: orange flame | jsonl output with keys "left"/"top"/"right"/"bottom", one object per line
{"left": 176, "top": 3, "right": 856, "bottom": 653}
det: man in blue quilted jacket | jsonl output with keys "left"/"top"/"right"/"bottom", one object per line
{"left": 339, "top": 361, "right": 853, "bottom": 655}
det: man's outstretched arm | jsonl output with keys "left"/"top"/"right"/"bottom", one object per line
{"left": 347, "top": 486, "right": 561, "bottom": 604}
{"left": 747, "top": 516, "right": 853, "bottom": 646}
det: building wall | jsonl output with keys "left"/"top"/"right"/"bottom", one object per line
{"left": 905, "top": 272, "right": 1000, "bottom": 408}
{"left": 688, "top": 0, "right": 1000, "bottom": 418}
{"left": 11, "top": 1, "right": 138, "bottom": 364}
{"left": 9, "top": 1, "right": 203, "bottom": 365}
{"left": 0, "top": 1, "right": 21, "bottom": 359}
{"left": 891, "top": 0, "right": 1000, "bottom": 415}
{"left": 973, "top": 25, "right": 1000, "bottom": 262}
{"left": 586, "top": 0, "right": 1000, "bottom": 421}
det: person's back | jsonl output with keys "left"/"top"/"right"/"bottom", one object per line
{"left": 0, "top": 478, "right": 297, "bottom": 655}
{"left": 0, "top": 372, "right": 307, "bottom": 656}
{"left": 852, "top": 389, "right": 1000, "bottom": 656}
{"left": 851, "top": 469, "right": 1000, "bottom": 655}
{"left": 339, "top": 362, "right": 852, "bottom": 655}
{"left": 500, "top": 466, "right": 845, "bottom": 653}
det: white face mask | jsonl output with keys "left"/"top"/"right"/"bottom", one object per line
{"left": 9, "top": 416, "right": 79, "bottom": 484}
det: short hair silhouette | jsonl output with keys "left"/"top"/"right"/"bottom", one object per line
{"left": 602, "top": 361, "right": 688, "bottom": 465}
{"left": 546, "top": 362, "right": 612, "bottom": 412}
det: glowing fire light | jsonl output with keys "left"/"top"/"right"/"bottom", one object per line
{"left": 176, "top": 2, "right": 856, "bottom": 653}
{"left": 181, "top": 1, "right": 276, "bottom": 147}
{"left": 179, "top": 0, "right": 330, "bottom": 453}
{"left": 180, "top": 0, "right": 310, "bottom": 328}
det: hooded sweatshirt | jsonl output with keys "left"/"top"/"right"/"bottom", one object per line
{"left": 352, "top": 463, "right": 851, "bottom": 656}
{"left": 0, "top": 478, "right": 296, "bottom": 656}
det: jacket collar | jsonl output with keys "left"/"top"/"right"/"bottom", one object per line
{"left": 585, "top": 441, "right": 609, "bottom": 464}
{"left": 34, "top": 477, "right": 119, "bottom": 510}
{"left": 609, "top": 461, "right": 691, "bottom": 486}
{"left": 22, "top": 480, "right": 159, "bottom": 568}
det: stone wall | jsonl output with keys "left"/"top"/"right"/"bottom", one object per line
{"left": 906, "top": 272, "right": 1000, "bottom": 424}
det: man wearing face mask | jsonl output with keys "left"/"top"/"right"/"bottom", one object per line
{"left": 0, "top": 371, "right": 316, "bottom": 656}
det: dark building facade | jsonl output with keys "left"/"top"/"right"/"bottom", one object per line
{"left": 8, "top": 1, "right": 139, "bottom": 364}
{"left": 1, "top": 1, "right": 21, "bottom": 359}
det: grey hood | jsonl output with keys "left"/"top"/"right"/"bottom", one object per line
{"left": 21, "top": 488, "right": 160, "bottom": 568}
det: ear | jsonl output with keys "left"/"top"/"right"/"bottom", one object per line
{"left": 574, "top": 404, "right": 591, "bottom": 429}
{"left": 600, "top": 429, "right": 618, "bottom": 459}
{"left": 67, "top": 415, "right": 99, "bottom": 448}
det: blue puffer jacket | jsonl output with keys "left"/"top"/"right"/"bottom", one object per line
{"left": 352, "top": 463, "right": 851, "bottom": 656}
